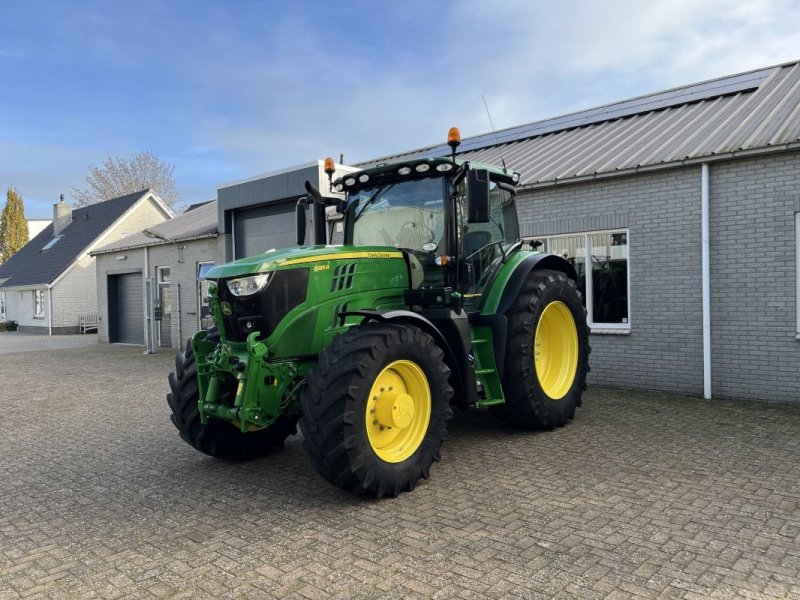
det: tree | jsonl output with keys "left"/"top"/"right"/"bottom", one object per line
{"left": 71, "top": 151, "right": 180, "bottom": 209}
{"left": 0, "top": 187, "right": 29, "bottom": 263}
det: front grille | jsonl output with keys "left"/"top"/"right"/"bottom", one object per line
{"left": 218, "top": 269, "right": 309, "bottom": 342}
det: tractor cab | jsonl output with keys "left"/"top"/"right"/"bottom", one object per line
{"left": 341, "top": 159, "right": 521, "bottom": 311}
{"left": 300, "top": 145, "right": 523, "bottom": 314}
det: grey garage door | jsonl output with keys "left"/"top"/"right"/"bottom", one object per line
{"left": 109, "top": 273, "right": 144, "bottom": 345}
{"left": 234, "top": 202, "right": 304, "bottom": 258}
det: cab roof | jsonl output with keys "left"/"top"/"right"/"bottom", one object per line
{"left": 333, "top": 157, "right": 520, "bottom": 194}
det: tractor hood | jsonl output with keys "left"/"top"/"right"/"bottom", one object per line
{"left": 204, "top": 245, "right": 405, "bottom": 280}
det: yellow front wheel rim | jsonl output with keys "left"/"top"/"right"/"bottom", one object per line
{"left": 365, "top": 360, "right": 431, "bottom": 463}
{"left": 534, "top": 301, "right": 579, "bottom": 400}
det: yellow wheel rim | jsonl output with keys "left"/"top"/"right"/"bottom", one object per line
{"left": 534, "top": 301, "right": 579, "bottom": 400}
{"left": 365, "top": 360, "right": 431, "bottom": 463}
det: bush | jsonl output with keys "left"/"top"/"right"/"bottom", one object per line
{"left": 0, "top": 320, "right": 18, "bottom": 332}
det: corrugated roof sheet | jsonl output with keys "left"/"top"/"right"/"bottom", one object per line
{"left": 93, "top": 200, "right": 218, "bottom": 254}
{"left": 359, "top": 61, "right": 800, "bottom": 186}
{"left": 0, "top": 190, "right": 150, "bottom": 288}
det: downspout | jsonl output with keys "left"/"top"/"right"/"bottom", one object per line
{"left": 47, "top": 286, "right": 53, "bottom": 336}
{"left": 144, "top": 245, "right": 153, "bottom": 354}
{"left": 175, "top": 283, "right": 182, "bottom": 351}
{"left": 701, "top": 164, "right": 711, "bottom": 399}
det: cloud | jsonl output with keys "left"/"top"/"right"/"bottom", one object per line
{"left": 3, "top": 0, "right": 799, "bottom": 217}
{"left": 177, "top": 0, "right": 800, "bottom": 172}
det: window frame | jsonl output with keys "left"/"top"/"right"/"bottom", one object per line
{"left": 534, "top": 228, "right": 631, "bottom": 331}
{"left": 0, "top": 291, "right": 5, "bottom": 321}
{"left": 796, "top": 213, "right": 799, "bottom": 336}
{"left": 155, "top": 266, "right": 171, "bottom": 315}
{"left": 33, "top": 289, "right": 45, "bottom": 318}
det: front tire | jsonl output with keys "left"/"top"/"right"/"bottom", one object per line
{"left": 167, "top": 331, "right": 298, "bottom": 460}
{"left": 299, "top": 323, "right": 453, "bottom": 497}
{"left": 494, "top": 269, "right": 590, "bottom": 429}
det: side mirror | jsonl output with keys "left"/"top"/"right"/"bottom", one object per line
{"left": 296, "top": 199, "right": 307, "bottom": 245}
{"left": 467, "top": 169, "right": 490, "bottom": 223}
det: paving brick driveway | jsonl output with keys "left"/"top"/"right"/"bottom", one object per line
{"left": 0, "top": 332, "right": 98, "bottom": 354}
{"left": 0, "top": 344, "right": 798, "bottom": 599}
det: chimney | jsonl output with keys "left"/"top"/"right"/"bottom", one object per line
{"left": 53, "top": 193, "right": 72, "bottom": 235}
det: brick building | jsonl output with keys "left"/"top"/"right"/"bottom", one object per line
{"left": 86, "top": 62, "right": 799, "bottom": 403}
{"left": 92, "top": 200, "right": 222, "bottom": 351}
{"left": 359, "top": 61, "right": 800, "bottom": 403}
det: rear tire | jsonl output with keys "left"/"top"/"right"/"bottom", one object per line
{"left": 493, "top": 269, "right": 590, "bottom": 429}
{"left": 167, "top": 330, "right": 298, "bottom": 460}
{"left": 299, "top": 323, "right": 453, "bottom": 497}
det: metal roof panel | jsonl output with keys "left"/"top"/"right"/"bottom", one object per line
{"left": 357, "top": 61, "right": 800, "bottom": 185}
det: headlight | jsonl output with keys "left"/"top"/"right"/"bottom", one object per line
{"left": 226, "top": 273, "right": 272, "bottom": 297}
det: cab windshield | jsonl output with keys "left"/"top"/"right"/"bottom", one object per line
{"left": 348, "top": 178, "right": 446, "bottom": 253}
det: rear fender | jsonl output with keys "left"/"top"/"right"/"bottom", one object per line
{"left": 478, "top": 252, "right": 577, "bottom": 374}
{"left": 484, "top": 253, "right": 577, "bottom": 315}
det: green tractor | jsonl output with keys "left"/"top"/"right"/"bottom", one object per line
{"left": 167, "top": 129, "right": 590, "bottom": 497}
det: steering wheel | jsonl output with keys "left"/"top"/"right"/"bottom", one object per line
{"left": 376, "top": 226, "right": 394, "bottom": 246}
{"left": 396, "top": 221, "right": 435, "bottom": 250}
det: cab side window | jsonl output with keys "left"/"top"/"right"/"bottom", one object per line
{"left": 461, "top": 180, "right": 519, "bottom": 302}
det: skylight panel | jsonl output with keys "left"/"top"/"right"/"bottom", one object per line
{"left": 41, "top": 236, "right": 62, "bottom": 251}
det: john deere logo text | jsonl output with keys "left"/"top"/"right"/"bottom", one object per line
{"left": 366, "top": 252, "right": 396, "bottom": 259}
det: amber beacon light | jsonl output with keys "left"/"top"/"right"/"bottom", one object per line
{"left": 447, "top": 127, "right": 461, "bottom": 162}
{"left": 447, "top": 127, "right": 461, "bottom": 147}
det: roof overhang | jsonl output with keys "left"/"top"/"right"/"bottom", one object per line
{"left": 517, "top": 141, "right": 800, "bottom": 191}
{"left": 91, "top": 232, "right": 219, "bottom": 256}
{"left": 0, "top": 281, "right": 52, "bottom": 291}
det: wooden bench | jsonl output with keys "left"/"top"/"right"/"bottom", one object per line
{"left": 79, "top": 314, "right": 99, "bottom": 334}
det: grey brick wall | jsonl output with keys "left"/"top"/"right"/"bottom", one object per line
{"left": 519, "top": 153, "right": 800, "bottom": 403}
{"left": 709, "top": 153, "right": 800, "bottom": 403}
{"left": 95, "top": 235, "right": 227, "bottom": 350}
{"left": 519, "top": 167, "right": 705, "bottom": 396}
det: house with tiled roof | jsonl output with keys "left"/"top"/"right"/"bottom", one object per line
{"left": 0, "top": 190, "right": 172, "bottom": 334}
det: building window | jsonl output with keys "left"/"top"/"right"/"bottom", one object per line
{"left": 155, "top": 267, "right": 172, "bottom": 348}
{"left": 156, "top": 267, "right": 171, "bottom": 312}
{"left": 534, "top": 229, "right": 630, "bottom": 329}
{"left": 197, "top": 262, "right": 215, "bottom": 330}
{"left": 33, "top": 289, "right": 45, "bottom": 318}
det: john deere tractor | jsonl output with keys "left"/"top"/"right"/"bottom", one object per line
{"left": 167, "top": 128, "right": 590, "bottom": 497}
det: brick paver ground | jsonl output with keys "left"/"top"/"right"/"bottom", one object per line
{"left": 0, "top": 344, "right": 798, "bottom": 599}
{"left": 0, "top": 332, "right": 97, "bottom": 355}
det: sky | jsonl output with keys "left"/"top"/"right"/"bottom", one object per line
{"left": 1, "top": 0, "right": 799, "bottom": 219}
